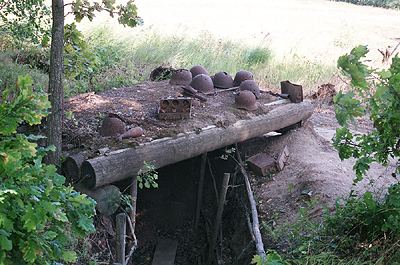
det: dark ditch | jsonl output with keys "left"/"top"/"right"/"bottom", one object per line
{"left": 131, "top": 148, "right": 253, "bottom": 264}
{"left": 129, "top": 137, "right": 271, "bottom": 264}
{"left": 88, "top": 137, "right": 272, "bottom": 264}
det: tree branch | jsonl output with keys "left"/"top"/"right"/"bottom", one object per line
{"left": 234, "top": 143, "right": 266, "bottom": 260}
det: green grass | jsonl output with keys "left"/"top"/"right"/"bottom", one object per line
{"left": 0, "top": 26, "right": 338, "bottom": 97}
{"left": 0, "top": 51, "right": 49, "bottom": 95}
{"left": 80, "top": 26, "right": 338, "bottom": 94}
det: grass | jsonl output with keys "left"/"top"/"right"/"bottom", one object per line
{"left": 78, "top": 25, "right": 339, "bottom": 95}
{"left": 0, "top": 51, "right": 49, "bottom": 95}
{"left": 0, "top": 24, "right": 339, "bottom": 97}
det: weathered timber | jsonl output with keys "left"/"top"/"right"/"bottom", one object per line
{"left": 195, "top": 153, "right": 207, "bottom": 230}
{"left": 74, "top": 183, "right": 121, "bottom": 215}
{"left": 81, "top": 101, "right": 313, "bottom": 189}
{"left": 129, "top": 177, "right": 137, "bottom": 231}
{"left": 62, "top": 153, "right": 87, "bottom": 182}
{"left": 208, "top": 173, "right": 230, "bottom": 265}
{"left": 151, "top": 239, "right": 178, "bottom": 265}
{"left": 115, "top": 213, "right": 126, "bottom": 265}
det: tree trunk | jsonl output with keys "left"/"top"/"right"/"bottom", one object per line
{"left": 80, "top": 101, "right": 313, "bottom": 189}
{"left": 45, "top": 0, "right": 64, "bottom": 165}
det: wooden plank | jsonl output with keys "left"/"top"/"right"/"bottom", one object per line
{"left": 152, "top": 239, "right": 178, "bottom": 265}
{"left": 277, "top": 145, "right": 290, "bottom": 171}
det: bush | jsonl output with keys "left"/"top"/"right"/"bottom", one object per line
{"left": 0, "top": 75, "right": 96, "bottom": 264}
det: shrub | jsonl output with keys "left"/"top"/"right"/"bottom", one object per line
{"left": 0, "top": 75, "right": 96, "bottom": 264}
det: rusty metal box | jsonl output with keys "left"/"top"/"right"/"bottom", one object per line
{"left": 281, "top": 80, "right": 303, "bottom": 103}
{"left": 158, "top": 97, "right": 192, "bottom": 120}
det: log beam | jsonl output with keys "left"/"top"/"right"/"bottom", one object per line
{"left": 81, "top": 101, "right": 313, "bottom": 189}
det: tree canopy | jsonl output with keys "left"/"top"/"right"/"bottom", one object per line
{"left": 1, "top": 0, "right": 143, "bottom": 165}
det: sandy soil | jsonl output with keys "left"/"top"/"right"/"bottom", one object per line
{"left": 251, "top": 106, "right": 399, "bottom": 238}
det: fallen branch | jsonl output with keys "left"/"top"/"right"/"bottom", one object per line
{"left": 121, "top": 208, "right": 138, "bottom": 265}
{"left": 234, "top": 143, "right": 266, "bottom": 260}
{"left": 207, "top": 157, "right": 219, "bottom": 203}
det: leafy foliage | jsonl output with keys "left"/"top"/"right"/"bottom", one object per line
{"left": 334, "top": 45, "right": 400, "bottom": 182}
{"left": 0, "top": 75, "right": 96, "bottom": 264}
{"left": 252, "top": 250, "right": 290, "bottom": 265}
{"left": 0, "top": 0, "right": 51, "bottom": 46}
{"left": 137, "top": 161, "right": 158, "bottom": 189}
{"left": 323, "top": 46, "right": 400, "bottom": 263}
{"left": 325, "top": 184, "right": 400, "bottom": 240}
{"left": 0, "top": 0, "right": 142, "bottom": 80}
{"left": 63, "top": 23, "right": 98, "bottom": 79}
{"left": 70, "top": 0, "right": 143, "bottom": 27}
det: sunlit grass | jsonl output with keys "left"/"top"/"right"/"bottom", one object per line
{"left": 0, "top": 23, "right": 340, "bottom": 97}
{"left": 79, "top": 25, "right": 338, "bottom": 95}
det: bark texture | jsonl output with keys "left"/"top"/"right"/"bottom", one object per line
{"left": 46, "top": 0, "right": 64, "bottom": 165}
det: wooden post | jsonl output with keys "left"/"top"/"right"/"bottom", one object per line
{"left": 208, "top": 173, "right": 230, "bottom": 265}
{"left": 130, "top": 177, "right": 138, "bottom": 231}
{"left": 195, "top": 153, "right": 207, "bottom": 230}
{"left": 116, "top": 213, "right": 126, "bottom": 265}
{"left": 80, "top": 101, "right": 313, "bottom": 189}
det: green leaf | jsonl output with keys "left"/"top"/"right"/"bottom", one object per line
{"left": 17, "top": 75, "right": 33, "bottom": 90}
{"left": 22, "top": 242, "right": 40, "bottom": 263}
{"left": 68, "top": 193, "right": 92, "bottom": 205}
{"left": 0, "top": 230, "right": 12, "bottom": 251}
{"left": 0, "top": 213, "right": 14, "bottom": 230}
{"left": 378, "top": 69, "right": 392, "bottom": 79}
{"left": 62, "top": 250, "right": 77, "bottom": 262}
{"left": 54, "top": 211, "right": 68, "bottom": 222}
{"left": 43, "top": 231, "right": 57, "bottom": 240}
{"left": 22, "top": 207, "right": 37, "bottom": 232}
{"left": 363, "top": 191, "right": 376, "bottom": 210}
{"left": 374, "top": 85, "right": 388, "bottom": 99}
{"left": 251, "top": 254, "right": 265, "bottom": 265}
{"left": 78, "top": 216, "right": 95, "bottom": 233}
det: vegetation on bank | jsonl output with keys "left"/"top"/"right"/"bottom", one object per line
{"left": 253, "top": 46, "right": 400, "bottom": 265}
{"left": 332, "top": 0, "right": 400, "bottom": 9}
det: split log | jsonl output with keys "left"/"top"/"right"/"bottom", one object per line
{"left": 74, "top": 183, "right": 121, "bottom": 216}
{"left": 81, "top": 101, "right": 313, "bottom": 189}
